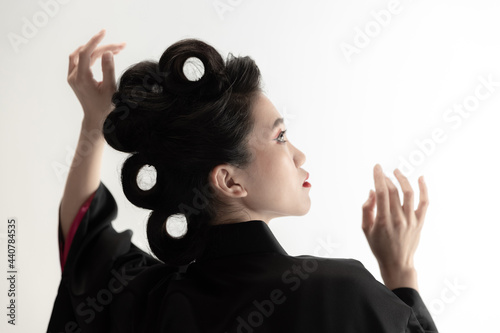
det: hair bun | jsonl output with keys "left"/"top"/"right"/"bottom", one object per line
{"left": 159, "top": 38, "right": 230, "bottom": 99}
{"left": 103, "top": 61, "right": 166, "bottom": 154}
{"left": 121, "top": 152, "right": 168, "bottom": 210}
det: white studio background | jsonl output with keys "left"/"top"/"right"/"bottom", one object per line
{"left": 1, "top": 0, "right": 499, "bottom": 331}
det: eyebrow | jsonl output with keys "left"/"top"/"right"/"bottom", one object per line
{"left": 272, "top": 117, "right": 285, "bottom": 130}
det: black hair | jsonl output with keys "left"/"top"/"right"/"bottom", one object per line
{"left": 102, "top": 38, "right": 262, "bottom": 266}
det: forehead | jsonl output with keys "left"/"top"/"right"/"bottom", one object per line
{"left": 252, "top": 93, "right": 282, "bottom": 130}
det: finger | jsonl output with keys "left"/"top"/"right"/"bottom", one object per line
{"left": 393, "top": 168, "right": 414, "bottom": 218}
{"left": 362, "top": 190, "right": 376, "bottom": 233}
{"left": 101, "top": 51, "right": 116, "bottom": 92}
{"left": 68, "top": 45, "right": 84, "bottom": 77}
{"left": 89, "top": 43, "right": 126, "bottom": 67}
{"left": 373, "top": 164, "right": 390, "bottom": 224}
{"left": 415, "top": 176, "right": 429, "bottom": 223}
{"left": 77, "top": 29, "right": 107, "bottom": 79}
{"left": 384, "top": 175, "right": 404, "bottom": 223}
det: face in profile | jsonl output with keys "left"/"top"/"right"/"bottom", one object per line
{"left": 234, "top": 92, "right": 311, "bottom": 223}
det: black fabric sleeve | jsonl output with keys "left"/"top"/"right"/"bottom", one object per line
{"left": 345, "top": 259, "right": 439, "bottom": 333}
{"left": 392, "top": 287, "right": 439, "bottom": 332}
{"left": 47, "top": 181, "right": 178, "bottom": 333}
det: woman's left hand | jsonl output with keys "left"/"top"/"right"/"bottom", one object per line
{"left": 67, "top": 29, "right": 126, "bottom": 125}
{"left": 361, "top": 164, "right": 429, "bottom": 290}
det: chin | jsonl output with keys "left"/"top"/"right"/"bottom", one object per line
{"left": 293, "top": 204, "right": 312, "bottom": 217}
{"left": 298, "top": 208, "right": 311, "bottom": 216}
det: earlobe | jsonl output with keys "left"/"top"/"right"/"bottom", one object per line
{"left": 210, "top": 164, "right": 247, "bottom": 198}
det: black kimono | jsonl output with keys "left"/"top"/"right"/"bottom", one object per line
{"left": 47, "top": 181, "right": 439, "bottom": 332}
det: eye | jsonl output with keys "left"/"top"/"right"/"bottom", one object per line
{"left": 274, "top": 130, "right": 287, "bottom": 143}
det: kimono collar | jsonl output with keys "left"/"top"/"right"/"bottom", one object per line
{"left": 196, "top": 220, "right": 288, "bottom": 262}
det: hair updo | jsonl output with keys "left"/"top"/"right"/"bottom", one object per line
{"left": 102, "top": 38, "right": 262, "bottom": 266}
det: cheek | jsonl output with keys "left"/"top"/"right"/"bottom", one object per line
{"left": 260, "top": 154, "right": 292, "bottom": 189}
{"left": 246, "top": 142, "right": 294, "bottom": 193}
{"left": 247, "top": 153, "right": 279, "bottom": 189}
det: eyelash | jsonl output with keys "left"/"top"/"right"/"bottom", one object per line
{"left": 275, "top": 130, "right": 287, "bottom": 143}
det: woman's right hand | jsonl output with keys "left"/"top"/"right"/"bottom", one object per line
{"left": 361, "top": 164, "right": 429, "bottom": 290}
{"left": 67, "top": 29, "right": 126, "bottom": 126}
{"left": 60, "top": 30, "right": 125, "bottom": 241}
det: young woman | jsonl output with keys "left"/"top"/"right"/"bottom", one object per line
{"left": 47, "top": 29, "right": 438, "bottom": 332}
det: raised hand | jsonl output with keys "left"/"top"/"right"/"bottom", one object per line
{"left": 60, "top": 30, "right": 125, "bottom": 241}
{"left": 361, "top": 164, "right": 429, "bottom": 290}
{"left": 67, "top": 29, "right": 126, "bottom": 126}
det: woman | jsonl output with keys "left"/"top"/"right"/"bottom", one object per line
{"left": 48, "top": 29, "right": 438, "bottom": 332}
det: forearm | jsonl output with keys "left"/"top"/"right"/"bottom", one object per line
{"left": 60, "top": 117, "right": 105, "bottom": 240}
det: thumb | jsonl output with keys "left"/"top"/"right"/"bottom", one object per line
{"left": 102, "top": 51, "right": 116, "bottom": 91}
{"left": 362, "top": 190, "right": 375, "bottom": 233}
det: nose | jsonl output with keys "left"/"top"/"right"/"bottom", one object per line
{"left": 292, "top": 142, "right": 306, "bottom": 167}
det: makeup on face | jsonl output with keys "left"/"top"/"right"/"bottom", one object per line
{"left": 303, "top": 172, "right": 311, "bottom": 188}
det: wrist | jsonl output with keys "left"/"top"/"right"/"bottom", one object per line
{"left": 380, "top": 266, "right": 419, "bottom": 291}
{"left": 82, "top": 116, "right": 103, "bottom": 134}
{"left": 82, "top": 117, "right": 105, "bottom": 139}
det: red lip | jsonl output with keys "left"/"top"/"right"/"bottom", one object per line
{"left": 302, "top": 172, "right": 311, "bottom": 187}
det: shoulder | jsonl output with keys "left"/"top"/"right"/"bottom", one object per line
{"left": 280, "top": 254, "right": 383, "bottom": 295}
{"left": 280, "top": 255, "right": 413, "bottom": 313}
{"left": 285, "top": 254, "right": 371, "bottom": 279}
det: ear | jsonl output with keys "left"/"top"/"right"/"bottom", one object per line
{"left": 209, "top": 164, "right": 247, "bottom": 198}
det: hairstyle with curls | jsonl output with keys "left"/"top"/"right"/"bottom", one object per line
{"left": 102, "top": 38, "right": 262, "bottom": 266}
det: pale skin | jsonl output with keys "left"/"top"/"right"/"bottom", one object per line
{"left": 59, "top": 29, "right": 125, "bottom": 240}
{"left": 208, "top": 92, "right": 311, "bottom": 225}
{"left": 60, "top": 30, "right": 429, "bottom": 292}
